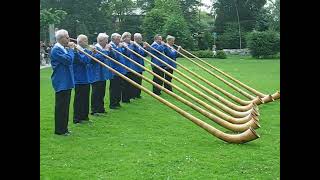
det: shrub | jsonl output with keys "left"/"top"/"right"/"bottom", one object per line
{"left": 246, "top": 30, "right": 280, "bottom": 58}
{"left": 186, "top": 50, "right": 213, "bottom": 58}
{"left": 214, "top": 50, "right": 227, "bottom": 59}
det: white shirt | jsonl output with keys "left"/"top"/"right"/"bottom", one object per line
{"left": 76, "top": 45, "right": 85, "bottom": 51}
{"left": 95, "top": 43, "right": 104, "bottom": 49}
{"left": 54, "top": 42, "right": 68, "bottom": 53}
{"left": 109, "top": 41, "right": 117, "bottom": 48}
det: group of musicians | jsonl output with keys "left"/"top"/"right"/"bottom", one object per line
{"left": 50, "top": 29, "right": 181, "bottom": 136}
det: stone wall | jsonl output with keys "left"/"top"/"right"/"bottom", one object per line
{"left": 222, "top": 49, "right": 251, "bottom": 56}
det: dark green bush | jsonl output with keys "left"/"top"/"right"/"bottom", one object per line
{"left": 246, "top": 30, "right": 280, "bottom": 58}
{"left": 214, "top": 50, "right": 227, "bottom": 59}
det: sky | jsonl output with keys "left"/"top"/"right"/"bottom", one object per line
{"left": 200, "top": 0, "right": 213, "bottom": 13}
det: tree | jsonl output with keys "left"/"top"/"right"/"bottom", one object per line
{"left": 40, "top": 8, "right": 67, "bottom": 28}
{"left": 268, "top": 0, "right": 280, "bottom": 31}
{"left": 212, "top": 0, "right": 266, "bottom": 33}
{"left": 212, "top": 0, "right": 267, "bottom": 49}
{"left": 41, "top": 0, "right": 112, "bottom": 42}
{"left": 100, "top": 0, "right": 135, "bottom": 32}
{"left": 142, "top": 8, "right": 167, "bottom": 42}
{"left": 136, "top": 0, "right": 156, "bottom": 12}
{"left": 163, "top": 14, "right": 193, "bottom": 49}
{"left": 40, "top": 6, "right": 67, "bottom": 41}
{"left": 142, "top": 0, "right": 193, "bottom": 49}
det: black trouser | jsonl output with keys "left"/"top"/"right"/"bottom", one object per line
{"left": 132, "top": 72, "right": 143, "bottom": 98}
{"left": 152, "top": 66, "right": 165, "bottom": 94}
{"left": 125, "top": 72, "right": 135, "bottom": 100}
{"left": 110, "top": 75, "right": 121, "bottom": 108}
{"left": 121, "top": 73, "right": 132, "bottom": 102}
{"left": 91, "top": 80, "right": 106, "bottom": 114}
{"left": 73, "top": 84, "right": 90, "bottom": 123}
{"left": 164, "top": 68, "right": 174, "bottom": 92}
{"left": 55, "top": 89, "right": 71, "bottom": 134}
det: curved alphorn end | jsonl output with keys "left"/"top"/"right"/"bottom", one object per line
{"left": 252, "top": 114, "right": 259, "bottom": 122}
{"left": 253, "top": 96, "right": 264, "bottom": 105}
{"left": 252, "top": 102, "right": 259, "bottom": 111}
{"left": 271, "top": 91, "right": 280, "bottom": 100}
{"left": 251, "top": 119, "right": 261, "bottom": 129}
{"left": 261, "top": 95, "right": 274, "bottom": 104}
{"left": 249, "top": 127, "right": 260, "bottom": 139}
{"left": 251, "top": 108, "right": 260, "bottom": 117}
{"left": 235, "top": 127, "right": 260, "bottom": 144}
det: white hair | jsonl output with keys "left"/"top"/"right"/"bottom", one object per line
{"left": 166, "top": 35, "right": 175, "bottom": 41}
{"left": 55, "top": 29, "right": 68, "bottom": 41}
{"left": 111, "top": 33, "right": 121, "bottom": 41}
{"left": 97, "top": 33, "right": 109, "bottom": 43}
{"left": 121, "top": 32, "right": 131, "bottom": 40}
{"left": 77, "top": 34, "right": 88, "bottom": 44}
{"left": 134, "top": 33, "right": 142, "bottom": 39}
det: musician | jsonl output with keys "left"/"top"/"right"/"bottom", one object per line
{"left": 108, "top": 33, "right": 129, "bottom": 109}
{"left": 163, "top": 35, "right": 181, "bottom": 92}
{"left": 128, "top": 33, "right": 148, "bottom": 98}
{"left": 149, "top": 34, "right": 166, "bottom": 95}
{"left": 50, "top": 29, "right": 76, "bottom": 136}
{"left": 72, "top": 34, "right": 94, "bottom": 123}
{"left": 121, "top": 32, "right": 135, "bottom": 100}
{"left": 90, "top": 33, "right": 112, "bottom": 116}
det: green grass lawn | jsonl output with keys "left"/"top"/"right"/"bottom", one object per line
{"left": 40, "top": 56, "right": 280, "bottom": 179}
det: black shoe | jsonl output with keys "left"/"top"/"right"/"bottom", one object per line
{"left": 154, "top": 92, "right": 161, "bottom": 95}
{"left": 73, "top": 119, "right": 81, "bottom": 124}
{"left": 98, "top": 111, "right": 107, "bottom": 114}
{"left": 55, "top": 131, "right": 71, "bottom": 136}
{"left": 110, "top": 106, "right": 120, "bottom": 109}
{"left": 62, "top": 132, "right": 71, "bottom": 136}
{"left": 80, "top": 120, "right": 92, "bottom": 124}
{"left": 122, "top": 100, "right": 130, "bottom": 103}
{"left": 91, "top": 112, "right": 101, "bottom": 116}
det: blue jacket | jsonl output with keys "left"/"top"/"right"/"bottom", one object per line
{"left": 150, "top": 42, "right": 166, "bottom": 67}
{"left": 89, "top": 45, "right": 112, "bottom": 83}
{"left": 73, "top": 48, "right": 92, "bottom": 84}
{"left": 128, "top": 43, "right": 147, "bottom": 72}
{"left": 50, "top": 43, "right": 75, "bottom": 92}
{"left": 164, "top": 45, "right": 179, "bottom": 68}
{"left": 109, "top": 42, "right": 128, "bottom": 77}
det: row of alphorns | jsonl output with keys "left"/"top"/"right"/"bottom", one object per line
{"left": 69, "top": 35, "right": 280, "bottom": 144}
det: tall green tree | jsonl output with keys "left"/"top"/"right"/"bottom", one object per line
{"left": 41, "top": 0, "right": 112, "bottom": 41}
{"left": 142, "top": 0, "right": 193, "bottom": 49}
{"left": 100, "top": 0, "right": 135, "bottom": 32}
{"left": 212, "top": 0, "right": 266, "bottom": 48}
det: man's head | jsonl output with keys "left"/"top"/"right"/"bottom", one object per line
{"left": 55, "top": 29, "right": 70, "bottom": 47}
{"left": 166, "top": 35, "right": 175, "bottom": 46}
{"left": 121, "top": 32, "right": 132, "bottom": 44}
{"left": 133, "top": 33, "right": 143, "bottom": 44}
{"left": 97, "top": 33, "right": 109, "bottom": 48}
{"left": 154, "top": 34, "right": 162, "bottom": 44}
{"left": 111, "top": 33, "right": 121, "bottom": 45}
{"left": 77, "top": 34, "right": 89, "bottom": 48}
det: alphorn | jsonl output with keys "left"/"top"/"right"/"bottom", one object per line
{"left": 146, "top": 42, "right": 263, "bottom": 106}
{"left": 123, "top": 43, "right": 259, "bottom": 121}
{"left": 112, "top": 46, "right": 257, "bottom": 125}
{"left": 174, "top": 44, "right": 280, "bottom": 102}
{"left": 74, "top": 46, "right": 260, "bottom": 143}
{"left": 136, "top": 42, "right": 260, "bottom": 116}
{"left": 70, "top": 38, "right": 258, "bottom": 116}
{"left": 166, "top": 44, "right": 271, "bottom": 102}
{"left": 96, "top": 47, "right": 259, "bottom": 131}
